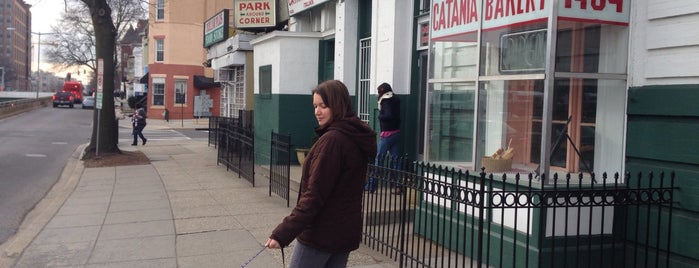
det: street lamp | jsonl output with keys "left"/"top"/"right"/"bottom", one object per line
{"left": 32, "top": 31, "right": 57, "bottom": 98}
{"left": 6, "top": 27, "right": 56, "bottom": 98}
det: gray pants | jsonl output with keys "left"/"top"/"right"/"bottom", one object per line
{"left": 289, "top": 242, "right": 350, "bottom": 268}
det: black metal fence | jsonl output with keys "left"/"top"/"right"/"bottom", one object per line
{"left": 270, "top": 132, "right": 292, "bottom": 207}
{"left": 212, "top": 115, "right": 256, "bottom": 185}
{"left": 363, "top": 155, "right": 675, "bottom": 268}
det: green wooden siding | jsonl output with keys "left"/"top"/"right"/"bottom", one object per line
{"left": 627, "top": 85, "right": 699, "bottom": 117}
{"left": 626, "top": 84, "right": 699, "bottom": 267}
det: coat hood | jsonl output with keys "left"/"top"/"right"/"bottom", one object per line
{"left": 316, "top": 115, "right": 377, "bottom": 160}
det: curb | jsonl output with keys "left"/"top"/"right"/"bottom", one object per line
{"left": 0, "top": 144, "right": 86, "bottom": 268}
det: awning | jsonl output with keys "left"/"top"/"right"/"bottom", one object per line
{"left": 139, "top": 72, "right": 149, "bottom": 84}
{"left": 194, "top": 75, "right": 220, "bottom": 89}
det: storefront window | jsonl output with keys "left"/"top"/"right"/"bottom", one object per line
{"left": 428, "top": 0, "right": 629, "bottom": 176}
{"left": 556, "top": 21, "right": 628, "bottom": 74}
{"left": 430, "top": 41, "right": 477, "bottom": 80}
{"left": 543, "top": 78, "right": 626, "bottom": 175}
{"left": 428, "top": 36, "right": 478, "bottom": 164}
{"left": 480, "top": 22, "right": 548, "bottom": 75}
{"left": 478, "top": 79, "right": 544, "bottom": 173}
{"left": 428, "top": 82, "right": 476, "bottom": 164}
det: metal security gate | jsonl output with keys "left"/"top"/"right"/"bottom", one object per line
{"left": 358, "top": 37, "right": 371, "bottom": 123}
{"left": 270, "top": 132, "right": 291, "bottom": 207}
{"left": 213, "top": 115, "right": 255, "bottom": 185}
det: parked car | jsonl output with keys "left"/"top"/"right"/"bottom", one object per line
{"left": 82, "top": 96, "right": 95, "bottom": 109}
{"left": 52, "top": 91, "right": 74, "bottom": 108}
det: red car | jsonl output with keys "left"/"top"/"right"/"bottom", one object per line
{"left": 62, "top": 81, "right": 84, "bottom": 104}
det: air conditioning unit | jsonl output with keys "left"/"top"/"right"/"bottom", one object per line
{"left": 214, "top": 68, "right": 232, "bottom": 82}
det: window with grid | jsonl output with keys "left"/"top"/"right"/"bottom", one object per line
{"left": 175, "top": 79, "right": 186, "bottom": 104}
{"left": 156, "top": 0, "right": 165, "bottom": 21}
{"left": 155, "top": 39, "right": 164, "bottom": 62}
{"left": 357, "top": 37, "right": 371, "bottom": 123}
{"left": 219, "top": 66, "right": 246, "bottom": 118}
{"left": 232, "top": 67, "right": 245, "bottom": 112}
{"left": 259, "top": 65, "right": 271, "bottom": 99}
{"left": 152, "top": 78, "right": 165, "bottom": 105}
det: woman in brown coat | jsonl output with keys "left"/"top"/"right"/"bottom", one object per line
{"left": 265, "top": 80, "right": 377, "bottom": 267}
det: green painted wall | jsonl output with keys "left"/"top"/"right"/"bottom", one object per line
{"left": 254, "top": 93, "right": 316, "bottom": 165}
{"left": 626, "top": 84, "right": 699, "bottom": 267}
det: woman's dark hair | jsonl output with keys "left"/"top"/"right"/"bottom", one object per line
{"left": 312, "top": 80, "right": 355, "bottom": 121}
{"left": 378, "top": 82, "right": 392, "bottom": 97}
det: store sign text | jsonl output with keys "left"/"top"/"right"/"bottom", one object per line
{"left": 235, "top": 0, "right": 276, "bottom": 28}
{"left": 204, "top": 10, "right": 228, "bottom": 47}
{"left": 431, "top": 0, "right": 629, "bottom": 41}
{"left": 288, "top": 0, "right": 330, "bottom": 16}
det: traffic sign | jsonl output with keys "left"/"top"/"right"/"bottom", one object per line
{"left": 97, "top": 58, "right": 103, "bottom": 93}
{"left": 96, "top": 92, "right": 103, "bottom": 110}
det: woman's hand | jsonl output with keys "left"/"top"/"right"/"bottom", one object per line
{"left": 265, "top": 238, "right": 281, "bottom": 249}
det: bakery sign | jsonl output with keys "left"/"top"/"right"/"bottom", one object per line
{"left": 235, "top": 0, "right": 277, "bottom": 28}
{"left": 431, "top": 0, "right": 630, "bottom": 41}
{"left": 204, "top": 10, "right": 229, "bottom": 47}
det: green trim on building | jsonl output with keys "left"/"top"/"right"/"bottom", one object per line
{"left": 626, "top": 84, "right": 699, "bottom": 267}
{"left": 254, "top": 93, "right": 316, "bottom": 165}
{"left": 628, "top": 84, "right": 699, "bottom": 116}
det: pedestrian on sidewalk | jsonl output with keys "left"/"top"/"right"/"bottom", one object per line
{"left": 129, "top": 103, "right": 147, "bottom": 146}
{"left": 265, "top": 80, "right": 377, "bottom": 267}
{"left": 365, "top": 82, "right": 402, "bottom": 194}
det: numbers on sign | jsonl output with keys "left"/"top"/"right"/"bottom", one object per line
{"left": 565, "top": 0, "right": 623, "bottom": 13}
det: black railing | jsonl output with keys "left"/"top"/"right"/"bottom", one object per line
{"left": 270, "top": 132, "right": 292, "bottom": 207}
{"left": 213, "top": 116, "right": 255, "bottom": 185}
{"left": 363, "top": 155, "right": 675, "bottom": 268}
{"left": 208, "top": 116, "right": 234, "bottom": 147}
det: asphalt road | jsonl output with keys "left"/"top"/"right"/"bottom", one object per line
{"left": 0, "top": 106, "right": 92, "bottom": 244}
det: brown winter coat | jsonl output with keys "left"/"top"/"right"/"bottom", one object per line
{"left": 270, "top": 115, "right": 377, "bottom": 253}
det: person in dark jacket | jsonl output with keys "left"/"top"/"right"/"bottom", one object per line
{"left": 365, "top": 82, "right": 401, "bottom": 193}
{"left": 130, "top": 103, "right": 147, "bottom": 146}
{"left": 265, "top": 80, "right": 377, "bottom": 267}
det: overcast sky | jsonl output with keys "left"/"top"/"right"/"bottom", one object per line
{"left": 27, "top": 0, "right": 63, "bottom": 33}
{"left": 26, "top": 0, "right": 89, "bottom": 81}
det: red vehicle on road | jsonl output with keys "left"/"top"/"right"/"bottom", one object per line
{"left": 62, "top": 81, "right": 84, "bottom": 104}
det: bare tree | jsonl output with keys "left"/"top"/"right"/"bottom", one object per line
{"left": 79, "top": 0, "right": 119, "bottom": 156}
{"left": 42, "top": 0, "right": 146, "bottom": 157}
{"left": 45, "top": 0, "right": 146, "bottom": 77}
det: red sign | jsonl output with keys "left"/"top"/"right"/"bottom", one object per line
{"left": 431, "top": 0, "right": 629, "bottom": 41}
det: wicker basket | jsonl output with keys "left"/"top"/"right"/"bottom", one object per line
{"left": 481, "top": 156, "right": 512, "bottom": 172}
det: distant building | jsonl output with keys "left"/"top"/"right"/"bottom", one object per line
{"left": 118, "top": 19, "right": 148, "bottom": 99}
{"left": 142, "top": 0, "right": 232, "bottom": 119}
{"left": 0, "top": 0, "right": 31, "bottom": 91}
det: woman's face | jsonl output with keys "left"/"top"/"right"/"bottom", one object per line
{"left": 313, "top": 93, "right": 332, "bottom": 127}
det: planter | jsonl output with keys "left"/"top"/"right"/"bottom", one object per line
{"left": 295, "top": 148, "right": 310, "bottom": 166}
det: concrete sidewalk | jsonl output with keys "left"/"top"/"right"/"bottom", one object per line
{"left": 0, "top": 118, "right": 397, "bottom": 267}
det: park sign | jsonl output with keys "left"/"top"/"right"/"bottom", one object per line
{"left": 235, "top": 0, "right": 277, "bottom": 28}
{"left": 204, "top": 9, "right": 229, "bottom": 47}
